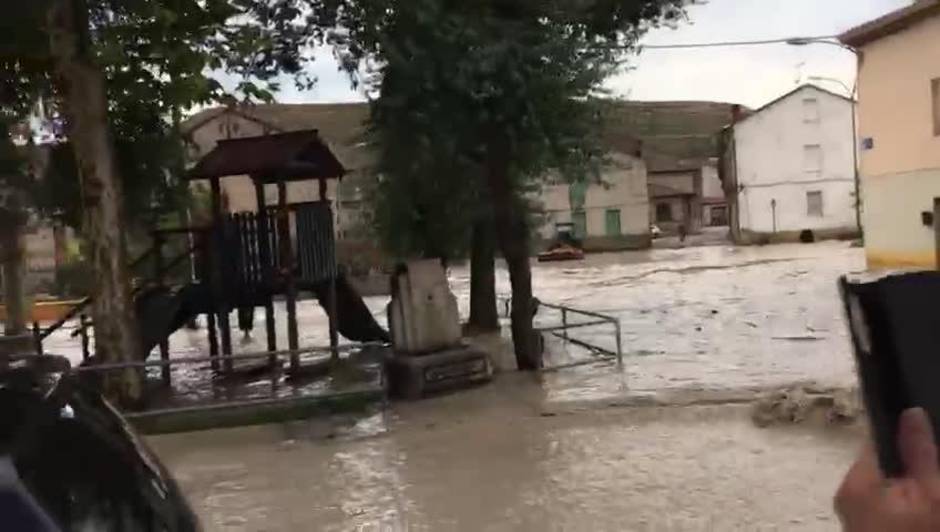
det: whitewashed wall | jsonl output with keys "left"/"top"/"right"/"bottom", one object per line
{"left": 538, "top": 152, "right": 650, "bottom": 240}
{"left": 187, "top": 113, "right": 339, "bottom": 219}
{"left": 733, "top": 86, "right": 856, "bottom": 235}
{"left": 701, "top": 162, "right": 723, "bottom": 199}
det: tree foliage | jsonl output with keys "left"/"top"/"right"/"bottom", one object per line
{"left": 1, "top": 1, "right": 342, "bottom": 402}
{"left": 337, "top": 0, "right": 685, "bottom": 250}
{"left": 334, "top": 0, "right": 684, "bottom": 175}
{"left": 2, "top": 0, "right": 339, "bottom": 231}
{"left": 330, "top": 0, "right": 686, "bottom": 366}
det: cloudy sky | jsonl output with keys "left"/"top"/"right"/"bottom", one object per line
{"left": 274, "top": 0, "right": 912, "bottom": 109}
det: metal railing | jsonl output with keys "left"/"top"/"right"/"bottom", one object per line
{"left": 15, "top": 342, "right": 387, "bottom": 418}
{"left": 36, "top": 246, "right": 159, "bottom": 344}
{"left": 66, "top": 343, "right": 381, "bottom": 374}
{"left": 34, "top": 229, "right": 203, "bottom": 350}
{"left": 501, "top": 298, "right": 623, "bottom": 370}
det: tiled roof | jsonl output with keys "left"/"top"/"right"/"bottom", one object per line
{"left": 183, "top": 99, "right": 745, "bottom": 176}
{"left": 840, "top": 0, "right": 940, "bottom": 47}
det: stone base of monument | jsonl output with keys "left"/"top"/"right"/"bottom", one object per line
{"left": 385, "top": 346, "right": 492, "bottom": 400}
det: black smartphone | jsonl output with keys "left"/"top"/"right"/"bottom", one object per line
{"left": 840, "top": 272, "right": 940, "bottom": 477}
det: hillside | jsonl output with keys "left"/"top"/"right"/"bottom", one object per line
{"left": 183, "top": 99, "right": 745, "bottom": 176}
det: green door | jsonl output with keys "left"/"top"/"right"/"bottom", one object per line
{"left": 605, "top": 209, "right": 622, "bottom": 236}
{"left": 572, "top": 210, "right": 587, "bottom": 240}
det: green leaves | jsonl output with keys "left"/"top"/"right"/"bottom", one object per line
{"left": 2, "top": 0, "right": 345, "bottom": 233}
{"left": 342, "top": 0, "right": 683, "bottom": 258}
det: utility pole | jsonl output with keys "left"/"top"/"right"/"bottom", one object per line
{"left": 808, "top": 75, "right": 861, "bottom": 238}
{"left": 789, "top": 39, "right": 863, "bottom": 239}
{"left": 638, "top": 35, "right": 864, "bottom": 239}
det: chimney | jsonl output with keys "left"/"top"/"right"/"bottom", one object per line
{"left": 731, "top": 104, "right": 744, "bottom": 124}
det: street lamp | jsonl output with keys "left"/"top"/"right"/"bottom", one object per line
{"left": 808, "top": 75, "right": 851, "bottom": 96}
{"left": 788, "top": 38, "right": 863, "bottom": 239}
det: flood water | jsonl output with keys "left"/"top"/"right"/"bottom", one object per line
{"left": 145, "top": 241, "right": 868, "bottom": 530}
{"left": 459, "top": 240, "right": 866, "bottom": 396}
{"left": 151, "top": 376, "right": 861, "bottom": 531}
{"left": 48, "top": 240, "right": 863, "bottom": 395}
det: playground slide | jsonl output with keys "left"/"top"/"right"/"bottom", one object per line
{"left": 307, "top": 275, "right": 391, "bottom": 344}
{"left": 134, "top": 276, "right": 389, "bottom": 355}
{"left": 134, "top": 284, "right": 210, "bottom": 354}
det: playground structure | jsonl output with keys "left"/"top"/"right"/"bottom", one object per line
{"left": 31, "top": 130, "right": 389, "bottom": 393}
{"left": 10, "top": 129, "right": 626, "bottom": 429}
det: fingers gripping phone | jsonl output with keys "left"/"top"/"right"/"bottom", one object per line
{"left": 840, "top": 272, "right": 940, "bottom": 477}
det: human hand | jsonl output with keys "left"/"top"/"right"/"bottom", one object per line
{"left": 835, "top": 408, "right": 940, "bottom": 531}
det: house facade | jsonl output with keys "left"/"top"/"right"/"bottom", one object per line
{"left": 647, "top": 167, "right": 701, "bottom": 234}
{"left": 720, "top": 85, "right": 858, "bottom": 244}
{"left": 0, "top": 219, "right": 70, "bottom": 299}
{"left": 841, "top": 0, "right": 940, "bottom": 269}
{"left": 700, "top": 161, "right": 729, "bottom": 227}
{"left": 537, "top": 151, "right": 651, "bottom": 251}
{"left": 182, "top": 104, "right": 371, "bottom": 240}
{"left": 602, "top": 100, "right": 744, "bottom": 235}
{"left": 1, "top": 145, "right": 72, "bottom": 298}
{"left": 183, "top": 100, "right": 743, "bottom": 255}
{"left": 647, "top": 159, "right": 725, "bottom": 233}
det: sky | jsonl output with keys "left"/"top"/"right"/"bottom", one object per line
{"left": 270, "top": 0, "right": 913, "bottom": 109}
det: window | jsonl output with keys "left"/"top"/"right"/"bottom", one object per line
{"left": 655, "top": 203, "right": 673, "bottom": 223}
{"left": 803, "top": 145, "right": 823, "bottom": 173}
{"left": 807, "top": 191, "right": 824, "bottom": 217}
{"left": 803, "top": 98, "right": 820, "bottom": 123}
{"left": 605, "top": 209, "right": 622, "bottom": 236}
{"left": 932, "top": 78, "right": 940, "bottom": 136}
{"left": 572, "top": 210, "right": 587, "bottom": 239}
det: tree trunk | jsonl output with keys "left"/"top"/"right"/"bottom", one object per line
{"left": 486, "top": 150, "right": 541, "bottom": 370}
{"left": 48, "top": 0, "right": 143, "bottom": 406}
{"left": 1, "top": 219, "right": 27, "bottom": 336}
{"left": 468, "top": 214, "right": 499, "bottom": 334}
{"left": 1, "top": 121, "right": 28, "bottom": 338}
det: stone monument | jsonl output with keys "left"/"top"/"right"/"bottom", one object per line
{"left": 385, "top": 259, "right": 492, "bottom": 398}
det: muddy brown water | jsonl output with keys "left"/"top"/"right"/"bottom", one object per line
{"left": 50, "top": 242, "right": 864, "bottom": 395}
{"left": 50, "top": 242, "right": 866, "bottom": 529}
{"left": 151, "top": 375, "right": 863, "bottom": 531}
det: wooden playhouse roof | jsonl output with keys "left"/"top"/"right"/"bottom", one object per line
{"left": 188, "top": 130, "right": 346, "bottom": 182}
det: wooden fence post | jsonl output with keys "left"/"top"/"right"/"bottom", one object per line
{"left": 32, "top": 321, "right": 43, "bottom": 355}
{"left": 154, "top": 234, "right": 171, "bottom": 386}
{"left": 79, "top": 313, "right": 90, "bottom": 361}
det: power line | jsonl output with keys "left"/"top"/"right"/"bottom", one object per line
{"left": 634, "top": 35, "right": 840, "bottom": 50}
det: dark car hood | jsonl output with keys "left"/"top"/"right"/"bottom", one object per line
{"left": 0, "top": 362, "right": 200, "bottom": 531}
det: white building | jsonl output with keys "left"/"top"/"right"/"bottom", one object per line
{"left": 182, "top": 104, "right": 369, "bottom": 239}
{"left": 720, "top": 85, "right": 859, "bottom": 244}
{"left": 537, "top": 149, "right": 651, "bottom": 252}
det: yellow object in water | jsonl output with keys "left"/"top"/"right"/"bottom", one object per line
{"left": 0, "top": 300, "right": 84, "bottom": 324}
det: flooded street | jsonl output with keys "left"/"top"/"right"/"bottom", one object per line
{"left": 151, "top": 376, "right": 861, "bottom": 531}
{"left": 47, "top": 240, "right": 865, "bottom": 398}
{"left": 457, "top": 240, "right": 866, "bottom": 398}
{"left": 146, "top": 241, "right": 869, "bottom": 530}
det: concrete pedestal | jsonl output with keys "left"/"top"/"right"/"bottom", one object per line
{"left": 386, "top": 347, "right": 492, "bottom": 400}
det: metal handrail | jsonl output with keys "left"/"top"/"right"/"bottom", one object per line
{"left": 151, "top": 225, "right": 211, "bottom": 236}
{"left": 122, "top": 388, "right": 381, "bottom": 419}
{"left": 67, "top": 343, "right": 384, "bottom": 373}
{"left": 65, "top": 240, "right": 204, "bottom": 339}
{"left": 38, "top": 246, "right": 159, "bottom": 341}
{"left": 501, "top": 297, "right": 623, "bottom": 367}
{"left": 10, "top": 342, "right": 388, "bottom": 420}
